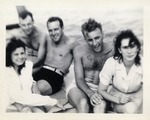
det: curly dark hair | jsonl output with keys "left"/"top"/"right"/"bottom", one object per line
{"left": 6, "top": 38, "right": 26, "bottom": 74}
{"left": 81, "top": 18, "right": 102, "bottom": 38}
{"left": 113, "top": 30, "right": 141, "bottom": 66}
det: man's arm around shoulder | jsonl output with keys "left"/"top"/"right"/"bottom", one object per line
{"left": 32, "top": 34, "right": 48, "bottom": 74}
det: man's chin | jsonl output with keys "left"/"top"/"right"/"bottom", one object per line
{"left": 25, "top": 32, "right": 32, "bottom": 36}
{"left": 52, "top": 38, "right": 60, "bottom": 43}
{"left": 24, "top": 30, "right": 32, "bottom": 35}
{"left": 93, "top": 48, "right": 101, "bottom": 52}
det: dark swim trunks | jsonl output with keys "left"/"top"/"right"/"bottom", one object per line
{"left": 33, "top": 67, "right": 64, "bottom": 94}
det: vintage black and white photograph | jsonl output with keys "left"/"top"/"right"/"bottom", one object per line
{"left": 0, "top": 0, "right": 150, "bottom": 119}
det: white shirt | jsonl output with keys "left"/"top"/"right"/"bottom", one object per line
{"left": 3, "top": 61, "right": 57, "bottom": 112}
{"left": 100, "top": 57, "right": 143, "bottom": 93}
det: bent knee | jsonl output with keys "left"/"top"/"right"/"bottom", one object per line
{"left": 94, "top": 100, "right": 106, "bottom": 112}
{"left": 79, "top": 98, "right": 88, "bottom": 107}
{"left": 37, "top": 80, "right": 52, "bottom": 95}
{"left": 101, "top": 100, "right": 106, "bottom": 108}
{"left": 78, "top": 98, "right": 89, "bottom": 113}
{"left": 123, "top": 103, "right": 140, "bottom": 113}
{"left": 95, "top": 100, "right": 106, "bottom": 107}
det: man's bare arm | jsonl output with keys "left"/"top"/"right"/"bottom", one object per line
{"left": 73, "top": 47, "right": 94, "bottom": 98}
{"left": 33, "top": 34, "right": 47, "bottom": 74}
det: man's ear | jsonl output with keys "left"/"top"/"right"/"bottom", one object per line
{"left": 62, "top": 26, "right": 64, "bottom": 30}
{"left": 118, "top": 48, "right": 121, "bottom": 53}
{"left": 137, "top": 48, "right": 140, "bottom": 52}
{"left": 102, "top": 33, "right": 104, "bottom": 39}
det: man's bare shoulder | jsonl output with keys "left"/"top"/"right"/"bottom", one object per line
{"left": 33, "top": 26, "right": 49, "bottom": 43}
{"left": 34, "top": 26, "right": 48, "bottom": 36}
{"left": 103, "top": 41, "right": 114, "bottom": 54}
{"left": 64, "top": 36, "right": 80, "bottom": 49}
{"left": 74, "top": 43, "right": 88, "bottom": 55}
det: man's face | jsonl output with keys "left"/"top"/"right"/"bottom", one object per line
{"left": 84, "top": 28, "right": 103, "bottom": 52}
{"left": 47, "top": 20, "right": 63, "bottom": 43}
{"left": 19, "top": 15, "right": 34, "bottom": 35}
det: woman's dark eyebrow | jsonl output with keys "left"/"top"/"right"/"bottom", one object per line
{"left": 122, "top": 46, "right": 128, "bottom": 48}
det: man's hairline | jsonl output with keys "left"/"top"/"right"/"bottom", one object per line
{"left": 47, "top": 20, "right": 63, "bottom": 29}
{"left": 19, "top": 15, "right": 34, "bottom": 23}
{"left": 82, "top": 27, "right": 103, "bottom": 39}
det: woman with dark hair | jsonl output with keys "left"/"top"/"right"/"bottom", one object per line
{"left": 5, "top": 38, "right": 66, "bottom": 112}
{"left": 98, "top": 30, "right": 143, "bottom": 113}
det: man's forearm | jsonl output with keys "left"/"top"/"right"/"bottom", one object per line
{"left": 32, "top": 66, "right": 42, "bottom": 75}
{"left": 77, "top": 80, "right": 94, "bottom": 98}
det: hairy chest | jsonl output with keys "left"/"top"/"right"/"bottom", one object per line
{"left": 82, "top": 53, "right": 107, "bottom": 71}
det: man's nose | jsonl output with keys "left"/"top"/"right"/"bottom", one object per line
{"left": 25, "top": 25, "right": 30, "bottom": 29}
{"left": 93, "top": 39, "right": 97, "bottom": 46}
{"left": 52, "top": 30, "right": 56, "bottom": 35}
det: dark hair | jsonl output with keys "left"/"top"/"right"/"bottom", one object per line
{"left": 81, "top": 18, "right": 103, "bottom": 37}
{"left": 6, "top": 38, "right": 26, "bottom": 74}
{"left": 113, "top": 30, "right": 141, "bottom": 65}
{"left": 19, "top": 10, "right": 34, "bottom": 21}
{"left": 47, "top": 17, "right": 64, "bottom": 28}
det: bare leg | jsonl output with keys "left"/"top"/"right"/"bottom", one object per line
{"left": 36, "top": 80, "right": 52, "bottom": 95}
{"left": 31, "top": 106, "right": 45, "bottom": 113}
{"left": 93, "top": 100, "right": 106, "bottom": 113}
{"left": 60, "top": 108, "right": 77, "bottom": 113}
{"left": 21, "top": 107, "right": 32, "bottom": 113}
{"left": 46, "top": 89, "right": 70, "bottom": 113}
{"left": 13, "top": 103, "right": 24, "bottom": 111}
{"left": 112, "top": 87, "right": 143, "bottom": 113}
{"left": 114, "top": 101, "right": 141, "bottom": 113}
{"left": 68, "top": 87, "right": 89, "bottom": 113}
{"left": 6, "top": 104, "right": 19, "bottom": 112}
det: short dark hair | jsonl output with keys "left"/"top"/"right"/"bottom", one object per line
{"left": 47, "top": 17, "right": 64, "bottom": 28}
{"left": 113, "top": 30, "right": 141, "bottom": 65}
{"left": 6, "top": 38, "right": 26, "bottom": 74}
{"left": 81, "top": 18, "right": 103, "bottom": 37}
{"left": 19, "top": 10, "right": 34, "bottom": 21}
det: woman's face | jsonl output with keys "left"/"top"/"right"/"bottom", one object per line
{"left": 119, "top": 38, "right": 139, "bottom": 63}
{"left": 11, "top": 47, "right": 26, "bottom": 66}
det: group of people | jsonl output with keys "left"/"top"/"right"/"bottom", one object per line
{"left": 4, "top": 8, "right": 143, "bottom": 113}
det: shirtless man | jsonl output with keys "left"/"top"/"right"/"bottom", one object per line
{"left": 66, "top": 19, "right": 114, "bottom": 113}
{"left": 33, "top": 17, "right": 79, "bottom": 96}
{"left": 6, "top": 10, "right": 48, "bottom": 74}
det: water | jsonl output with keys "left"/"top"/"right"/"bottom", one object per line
{"left": 31, "top": 8, "right": 143, "bottom": 45}
{"left": 6, "top": 7, "right": 143, "bottom": 49}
